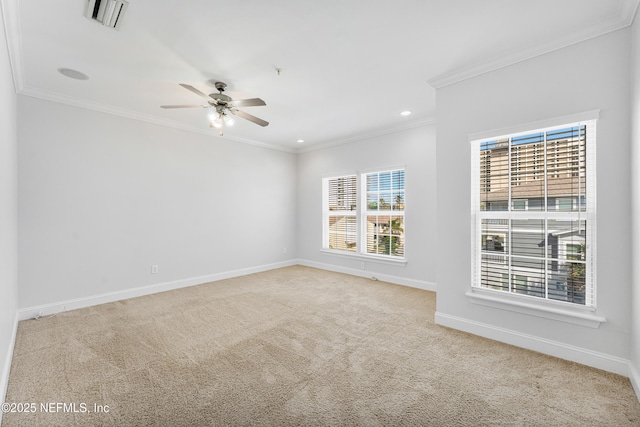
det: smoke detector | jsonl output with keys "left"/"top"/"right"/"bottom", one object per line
{"left": 85, "top": 0, "right": 128, "bottom": 29}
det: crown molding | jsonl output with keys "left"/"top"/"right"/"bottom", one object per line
{"left": 7, "top": 0, "right": 637, "bottom": 152}
{"left": 19, "top": 83, "right": 431, "bottom": 156}
{"left": 0, "top": 0, "right": 23, "bottom": 93}
{"left": 18, "top": 86, "right": 297, "bottom": 154}
{"left": 428, "top": 0, "right": 640, "bottom": 89}
{"left": 296, "top": 116, "right": 436, "bottom": 154}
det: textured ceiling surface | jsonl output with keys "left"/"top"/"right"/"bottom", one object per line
{"left": 2, "top": 0, "right": 638, "bottom": 151}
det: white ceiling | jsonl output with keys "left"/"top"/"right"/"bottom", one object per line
{"left": 2, "top": 0, "right": 638, "bottom": 152}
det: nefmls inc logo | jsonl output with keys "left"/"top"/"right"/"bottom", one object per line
{"left": 41, "top": 402, "right": 89, "bottom": 413}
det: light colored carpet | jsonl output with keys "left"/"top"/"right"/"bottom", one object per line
{"left": 2, "top": 266, "right": 639, "bottom": 426}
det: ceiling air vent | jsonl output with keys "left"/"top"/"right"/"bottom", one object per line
{"left": 85, "top": 0, "right": 128, "bottom": 29}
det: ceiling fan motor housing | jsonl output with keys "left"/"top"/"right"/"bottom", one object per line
{"left": 210, "top": 93, "right": 232, "bottom": 103}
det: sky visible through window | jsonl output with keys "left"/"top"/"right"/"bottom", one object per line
{"left": 480, "top": 126, "right": 584, "bottom": 150}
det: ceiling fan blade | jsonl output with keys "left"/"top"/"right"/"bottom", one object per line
{"left": 179, "top": 83, "right": 208, "bottom": 99}
{"left": 231, "top": 98, "right": 266, "bottom": 107}
{"left": 161, "top": 104, "right": 206, "bottom": 109}
{"left": 232, "top": 109, "right": 269, "bottom": 127}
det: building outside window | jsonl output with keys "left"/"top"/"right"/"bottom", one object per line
{"left": 471, "top": 119, "right": 595, "bottom": 307}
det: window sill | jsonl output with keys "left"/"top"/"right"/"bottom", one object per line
{"left": 466, "top": 288, "right": 606, "bottom": 328}
{"left": 320, "top": 249, "right": 408, "bottom": 266}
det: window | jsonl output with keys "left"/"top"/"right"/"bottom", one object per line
{"left": 324, "top": 175, "right": 357, "bottom": 252}
{"left": 566, "top": 243, "right": 583, "bottom": 261}
{"left": 512, "top": 199, "right": 527, "bottom": 210}
{"left": 471, "top": 119, "right": 595, "bottom": 307}
{"left": 323, "top": 168, "right": 405, "bottom": 260}
{"left": 363, "top": 170, "right": 405, "bottom": 257}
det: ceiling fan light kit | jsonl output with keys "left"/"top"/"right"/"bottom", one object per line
{"left": 223, "top": 115, "right": 235, "bottom": 126}
{"left": 161, "top": 82, "right": 269, "bottom": 137}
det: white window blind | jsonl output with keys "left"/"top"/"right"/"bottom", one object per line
{"left": 471, "top": 119, "right": 596, "bottom": 307}
{"left": 323, "top": 175, "right": 358, "bottom": 252}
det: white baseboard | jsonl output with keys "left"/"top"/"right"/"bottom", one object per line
{"left": 435, "top": 311, "right": 630, "bottom": 377}
{"left": 629, "top": 362, "right": 640, "bottom": 403}
{"left": 19, "top": 259, "right": 432, "bottom": 320}
{"left": 0, "top": 311, "right": 19, "bottom": 425}
{"left": 297, "top": 258, "right": 436, "bottom": 292}
{"left": 18, "top": 260, "right": 297, "bottom": 321}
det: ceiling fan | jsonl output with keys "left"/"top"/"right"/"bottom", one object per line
{"left": 161, "top": 82, "right": 269, "bottom": 135}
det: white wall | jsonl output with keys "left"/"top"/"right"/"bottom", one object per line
{"left": 296, "top": 125, "right": 437, "bottom": 289}
{"left": 18, "top": 97, "right": 297, "bottom": 313}
{"left": 630, "top": 15, "right": 640, "bottom": 396}
{"left": 0, "top": 0, "right": 18, "bottom": 414}
{"left": 435, "top": 29, "right": 633, "bottom": 373}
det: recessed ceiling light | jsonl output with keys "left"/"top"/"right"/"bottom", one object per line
{"left": 58, "top": 68, "right": 89, "bottom": 80}
{"left": 297, "top": 139, "right": 305, "bottom": 143}
{"left": 400, "top": 110, "right": 412, "bottom": 117}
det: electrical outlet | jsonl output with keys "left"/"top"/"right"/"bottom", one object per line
{"left": 151, "top": 265, "right": 158, "bottom": 274}
{"left": 360, "top": 262, "right": 365, "bottom": 270}
{"left": 283, "top": 247, "right": 287, "bottom": 254}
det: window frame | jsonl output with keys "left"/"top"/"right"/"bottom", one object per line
{"left": 469, "top": 111, "right": 601, "bottom": 326}
{"left": 322, "top": 167, "right": 407, "bottom": 265}
{"left": 361, "top": 169, "right": 406, "bottom": 259}
{"left": 322, "top": 174, "right": 358, "bottom": 253}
